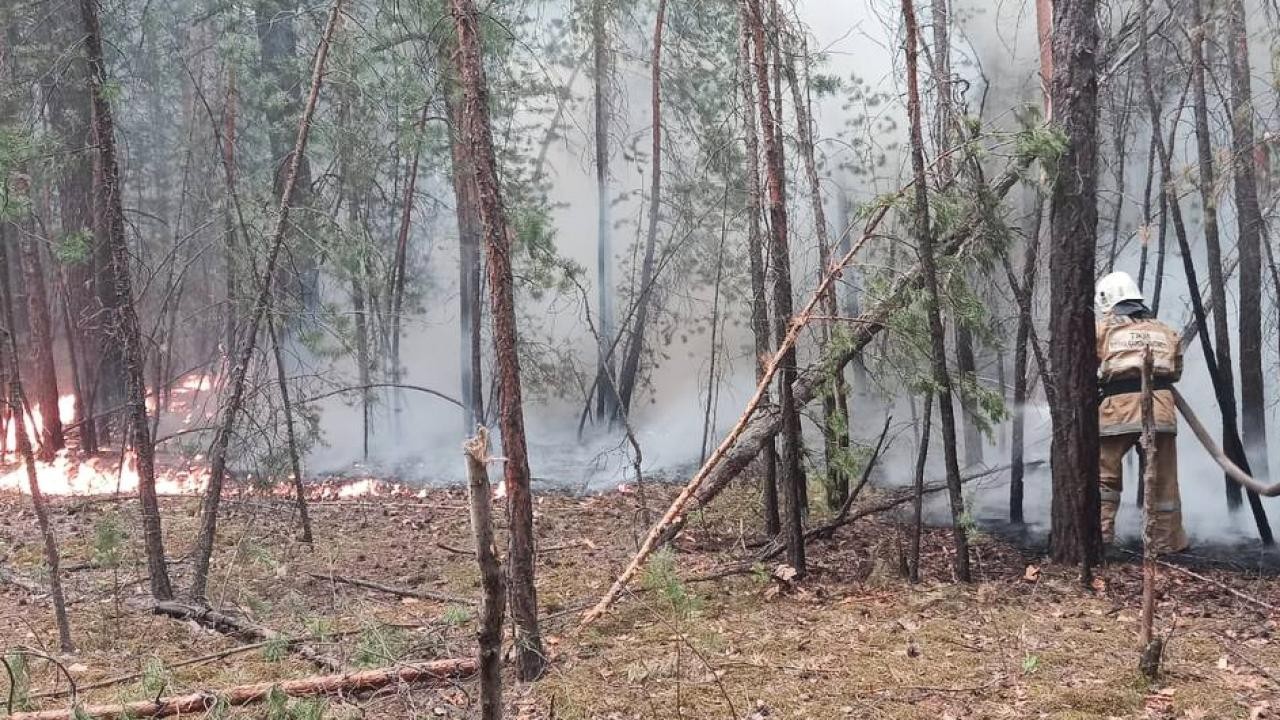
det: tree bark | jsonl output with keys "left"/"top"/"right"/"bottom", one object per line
{"left": 737, "top": 1, "right": 779, "bottom": 536}
{"left": 614, "top": 0, "right": 669, "bottom": 422}
{"left": 1046, "top": 0, "right": 1103, "bottom": 572}
{"left": 1224, "top": 0, "right": 1270, "bottom": 488}
{"left": 1190, "top": 0, "right": 1244, "bottom": 510}
{"left": 902, "top": 0, "right": 970, "bottom": 582}
{"left": 747, "top": 0, "right": 805, "bottom": 576}
{"left": 189, "top": 0, "right": 344, "bottom": 600}
{"left": 449, "top": 0, "right": 546, "bottom": 680}
{"left": 464, "top": 428, "right": 504, "bottom": 720}
{"left": 80, "top": 0, "right": 173, "bottom": 600}
{"left": 910, "top": 394, "right": 932, "bottom": 583}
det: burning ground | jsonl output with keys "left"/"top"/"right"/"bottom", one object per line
{"left": 2, "top": 477, "right": 1279, "bottom": 719}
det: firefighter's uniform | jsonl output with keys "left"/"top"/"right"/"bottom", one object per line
{"left": 1096, "top": 303, "right": 1189, "bottom": 554}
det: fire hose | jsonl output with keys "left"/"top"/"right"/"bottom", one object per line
{"left": 1173, "top": 388, "right": 1280, "bottom": 497}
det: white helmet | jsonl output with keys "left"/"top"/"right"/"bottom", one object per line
{"left": 1095, "top": 271, "right": 1144, "bottom": 313}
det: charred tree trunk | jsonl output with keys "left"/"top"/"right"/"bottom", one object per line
{"left": 910, "top": 394, "right": 933, "bottom": 583}
{"left": 1224, "top": 0, "right": 1270, "bottom": 488}
{"left": 1010, "top": 194, "right": 1045, "bottom": 524}
{"left": 80, "top": 0, "right": 173, "bottom": 600}
{"left": 1190, "top": 0, "right": 1244, "bottom": 510}
{"left": 450, "top": 0, "right": 546, "bottom": 680}
{"left": 189, "top": 0, "right": 343, "bottom": 601}
{"left": 614, "top": 0, "right": 668, "bottom": 423}
{"left": 592, "top": 0, "right": 618, "bottom": 423}
{"left": 446, "top": 87, "right": 485, "bottom": 433}
{"left": 902, "top": 0, "right": 970, "bottom": 582}
{"left": 747, "top": 0, "right": 805, "bottom": 576}
{"left": 1046, "top": 0, "right": 1103, "bottom": 571}
{"left": 737, "top": 2, "right": 779, "bottom": 536}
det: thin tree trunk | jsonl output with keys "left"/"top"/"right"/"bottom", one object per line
{"left": 1224, "top": 0, "right": 1270, "bottom": 488}
{"left": 1046, "top": 0, "right": 1103, "bottom": 572}
{"left": 17, "top": 228, "right": 65, "bottom": 460}
{"left": 902, "top": 0, "right": 970, "bottom": 582}
{"left": 189, "top": 0, "right": 344, "bottom": 600}
{"left": 267, "top": 314, "right": 312, "bottom": 543}
{"left": 910, "top": 394, "right": 933, "bottom": 584}
{"left": 80, "top": 0, "right": 173, "bottom": 600}
{"left": 1010, "top": 194, "right": 1044, "bottom": 524}
{"left": 223, "top": 66, "right": 239, "bottom": 355}
{"left": 614, "top": 0, "right": 669, "bottom": 422}
{"left": 449, "top": 0, "right": 546, "bottom": 680}
{"left": 1138, "top": 348, "right": 1160, "bottom": 678}
{"left": 737, "top": 1, "right": 779, "bottom": 536}
{"left": 464, "top": 428, "right": 504, "bottom": 720}
{"left": 0, "top": 233, "right": 73, "bottom": 653}
{"left": 782, "top": 29, "right": 851, "bottom": 508}
{"left": 1140, "top": 7, "right": 1273, "bottom": 543}
{"left": 592, "top": 0, "right": 618, "bottom": 423}
{"left": 1190, "top": 0, "right": 1244, "bottom": 510}
{"left": 747, "top": 0, "right": 805, "bottom": 576}
{"left": 446, "top": 87, "right": 485, "bottom": 432}
{"left": 389, "top": 102, "right": 430, "bottom": 425}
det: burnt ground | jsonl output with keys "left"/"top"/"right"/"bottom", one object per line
{"left": 1, "top": 476, "right": 1279, "bottom": 719}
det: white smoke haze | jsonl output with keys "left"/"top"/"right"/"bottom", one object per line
{"left": 285, "top": 0, "right": 1280, "bottom": 550}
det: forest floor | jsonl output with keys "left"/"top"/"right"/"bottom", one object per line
{"left": 1, "top": 476, "right": 1279, "bottom": 720}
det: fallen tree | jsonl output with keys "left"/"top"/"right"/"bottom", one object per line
{"left": 8, "top": 658, "right": 477, "bottom": 720}
{"left": 152, "top": 601, "right": 344, "bottom": 672}
{"left": 579, "top": 151, "right": 1035, "bottom": 626}
{"left": 303, "top": 572, "right": 475, "bottom": 605}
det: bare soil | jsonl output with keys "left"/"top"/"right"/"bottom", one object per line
{"left": 1, "top": 479, "right": 1278, "bottom": 719}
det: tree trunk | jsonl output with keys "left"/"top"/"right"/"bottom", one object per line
{"left": 188, "top": 0, "right": 344, "bottom": 600}
{"left": 446, "top": 88, "right": 485, "bottom": 432}
{"left": 592, "top": 0, "right": 618, "bottom": 423}
{"left": 747, "top": 0, "right": 805, "bottom": 576}
{"left": 255, "top": 0, "right": 316, "bottom": 315}
{"left": 614, "top": 0, "right": 669, "bottom": 422}
{"left": 1141, "top": 9, "right": 1273, "bottom": 543}
{"left": 737, "top": 1, "right": 778, "bottom": 536}
{"left": 389, "top": 102, "right": 430, "bottom": 426}
{"left": 80, "top": 0, "right": 173, "bottom": 600}
{"left": 0, "top": 233, "right": 73, "bottom": 654}
{"left": 464, "top": 428, "right": 505, "bottom": 720}
{"left": 902, "top": 0, "right": 970, "bottom": 582}
{"left": 16, "top": 209, "right": 64, "bottom": 460}
{"left": 449, "top": 0, "right": 546, "bottom": 680}
{"left": 1010, "top": 194, "right": 1045, "bottom": 524}
{"left": 1190, "top": 0, "right": 1244, "bottom": 510}
{"left": 267, "top": 315, "right": 312, "bottom": 543}
{"left": 782, "top": 30, "right": 851, "bottom": 509}
{"left": 223, "top": 67, "right": 239, "bottom": 355}
{"left": 910, "top": 394, "right": 933, "bottom": 583}
{"left": 1224, "top": 0, "right": 1270, "bottom": 488}
{"left": 1046, "top": 0, "right": 1103, "bottom": 572}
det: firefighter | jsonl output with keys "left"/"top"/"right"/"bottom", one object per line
{"left": 1095, "top": 271, "right": 1189, "bottom": 554}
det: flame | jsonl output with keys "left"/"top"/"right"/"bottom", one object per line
{"left": 0, "top": 450, "right": 210, "bottom": 496}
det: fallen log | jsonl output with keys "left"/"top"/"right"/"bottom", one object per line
{"left": 8, "top": 658, "right": 478, "bottom": 720}
{"left": 303, "top": 571, "right": 476, "bottom": 605}
{"left": 152, "top": 601, "right": 344, "bottom": 673}
{"left": 579, "top": 154, "right": 1033, "bottom": 627}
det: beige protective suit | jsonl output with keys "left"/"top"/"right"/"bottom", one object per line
{"left": 1096, "top": 312, "right": 1189, "bottom": 554}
